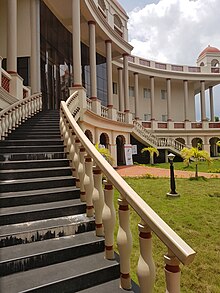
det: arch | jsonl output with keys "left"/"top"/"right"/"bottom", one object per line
{"left": 176, "top": 137, "right": 185, "bottom": 145}
{"left": 209, "top": 137, "right": 220, "bottom": 157}
{"left": 200, "top": 62, "right": 205, "bottom": 66}
{"left": 85, "top": 129, "right": 93, "bottom": 143}
{"left": 191, "top": 137, "right": 203, "bottom": 149}
{"left": 98, "top": 0, "right": 106, "bottom": 12}
{"left": 114, "top": 14, "right": 122, "bottom": 29}
{"left": 116, "top": 135, "right": 126, "bottom": 166}
{"left": 211, "top": 59, "right": 219, "bottom": 67}
{"left": 99, "top": 132, "right": 109, "bottom": 148}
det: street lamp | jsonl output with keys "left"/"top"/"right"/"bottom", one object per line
{"left": 166, "top": 153, "right": 179, "bottom": 197}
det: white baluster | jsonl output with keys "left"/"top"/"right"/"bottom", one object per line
{"left": 117, "top": 197, "right": 132, "bottom": 290}
{"left": 102, "top": 180, "right": 116, "bottom": 260}
{"left": 84, "top": 155, "right": 94, "bottom": 217}
{"left": 164, "top": 249, "right": 181, "bottom": 293}
{"left": 78, "top": 146, "right": 86, "bottom": 202}
{"left": 93, "top": 167, "right": 104, "bottom": 236}
{"left": 4, "top": 113, "right": 9, "bottom": 137}
{"left": 69, "top": 131, "right": 76, "bottom": 178}
{"left": 73, "top": 138, "right": 81, "bottom": 188}
{"left": 137, "top": 221, "right": 155, "bottom": 293}
{"left": 7, "top": 111, "right": 12, "bottom": 133}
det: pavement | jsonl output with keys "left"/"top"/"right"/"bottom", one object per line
{"left": 116, "top": 165, "right": 220, "bottom": 178}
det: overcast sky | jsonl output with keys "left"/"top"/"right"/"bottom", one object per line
{"left": 119, "top": 0, "right": 220, "bottom": 119}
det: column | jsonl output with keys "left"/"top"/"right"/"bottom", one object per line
{"left": 72, "top": 0, "right": 82, "bottom": 86}
{"left": 150, "top": 76, "right": 155, "bottom": 120}
{"left": 134, "top": 72, "right": 139, "bottom": 119}
{"left": 200, "top": 81, "right": 206, "bottom": 121}
{"left": 106, "top": 40, "right": 113, "bottom": 107}
{"left": 89, "top": 21, "right": 97, "bottom": 99}
{"left": 7, "top": 0, "right": 17, "bottom": 72}
{"left": 167, "top": 78, "right": 171, "bottom": 121}
{"left": 123, "top": 54, "right": 129, "bottom": 112}
{"left": 209, "top": 86, "right": 214, "bottom": 122}
{"left": 30, "top": 0, "right": 41, "bottom": 93}
{"left": 118, "top": 67, "right": 124, "bottom": 112}
{"left": 183, "top": 80, "right": 189, "bottom": 121}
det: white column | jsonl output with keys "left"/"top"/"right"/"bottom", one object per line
{"left": 7, "top": 0, "right": 17, "bottom": 72}
{"left": 134, "top": 72, "right": 139, "bottom": 119}
{"left": 200, "top": 81, "right": 206, "bottom": 121}
{"left": 118, "top": 67, "right": 124, "bottom": 112}
{"left": 72, "top": 0, "right": 82, "bottom": 86}
{"left": 150, "top": 76, "right": 155, "bottom": 120}
{"left": 106, "top": 40, "right": 113, "bottom": 107}
{"left": 183, "top": 80, "right": 189, "bottom": 121}
{"left": 30, "top": 0, "right": 41, "bottom": 93}
{"left": 167, "top": 78, "right": 171, "bottom": 121}
{"left": 209, "top": 86, "right": 214, "bottom": 122}
{"left": 89, "top": 21, "right": 97, "bottom": 100}
{"left": 123, "top": 54, "right": 129, "bottom": 112}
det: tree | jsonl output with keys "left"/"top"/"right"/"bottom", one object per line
{"left": 180, "top": 146, "right": 211, "bottom": 178}
{"left": 141, "top": 146, "right": 159, "bottom": 165}
{"left": 216, "top": 140, "right": 220, "bottom": 147}
{"left": 95, "top": 143, "right": 114, "bottom": 165}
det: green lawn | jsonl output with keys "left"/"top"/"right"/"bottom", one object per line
{"left": 114, "top": 177, "right": 220, "bottom": 293}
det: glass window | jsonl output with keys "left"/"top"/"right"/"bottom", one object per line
{"left": 129, "top": 86, "right": 134, "bottom": 97}
{"left": 143, "top": 114, "right": 151, "bottom": 121}
{"left": 161, "top": 89, "right": 167, "bottom": 100}
{"left": 113, "top": 82, "right": 117, "bottom": 94}
{"left": 162, "top": 114, "right": 167, "bottom": 121}
{"left": 143, "top": 88, "right": 151, "bottom": 99}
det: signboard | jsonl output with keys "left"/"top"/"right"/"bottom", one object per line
{"left": 124, "top": 144, "right": 133, "bottom": 166}
{"left": 132, "top": 145, "right": 137, "bottom": 155}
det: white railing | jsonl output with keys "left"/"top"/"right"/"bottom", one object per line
{"left": 0, "top": 93, "right": 42, "bottom": 140}
{"left": 117, "top": 111, "right": 125, "bottom": 123}
{"left": 101, "top": 105, "right": 108, "bottom": 118}
{"left": 60, "top": 91, "right": 196, "bottom": 292}
{"left": 86, "top": 98, "right": 92, "bottom": 111}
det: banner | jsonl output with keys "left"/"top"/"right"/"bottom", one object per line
{"left": 124, "top": 144, "right": 133, "bottom": 166}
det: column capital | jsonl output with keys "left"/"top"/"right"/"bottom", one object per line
{"left": 134, "top": 72, "right": 138, "bottom": 76}
{"left": 122, "top": 53, "right": 129, "bottom": 57}
{"left": 105, "top": 39, "right": 112, "bottom": 44}
{"left": 88, "top": 20, "right": 96, "bottom": 25}
{"left": 166, "top": 78, "right": 171, "bottom": 81}
{"left": 117, "top": 67, "right": 123, "bottom": 71}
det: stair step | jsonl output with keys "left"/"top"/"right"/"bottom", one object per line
{"left": 0, "top": 214, "right": 95, "bottom": 248}
{"left": 0, "top": 185, "right": 79, "bottom": 207}
{"left": 0, "top": 166, "right": 72, "bottom": 180}
{"left": 80, "top": 279, "right": 140, "bottom": 292}
{"left": 0, "top": 158, "right": 69, "bottom": 170}
{"left": 0, "top": 145, "right": 64, "bottom": 153}
{"left": 0, "top": 175, "right": 75, "bottom": 192}
{"left": 0, "top": 139, "right": 63, "bottom": 146}
{"left": 0, "top": 199, "right": 85, "bottom": 225}
{"left": 0, "top": 151, "right": 66, "bottom": 161}
{"left": 0, "top": 252, "right": 120, "bottom": 293}
{"left": 0, "top": 231, "right": 104, "bottom": 276}
{"left": 7, "top": 134, "right": 62, "bottom": 140}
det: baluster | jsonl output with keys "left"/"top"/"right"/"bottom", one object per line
{"left": 102, "top": 180, "right": 116, "bottom": 260}
{"left": 28, "top": 99, "right": 32, "bottom": 117}
{"left": 164, "top": 249, "right": 181, "bottom": 293}
{"left": 36, "top": 96, "right": 39, "bottom": 113}
{"left": 63, "top": 120, "right": 69, "bottom": 151}
{"left": 59, "top": 112, "right": 64, "bottom": 139}
{"left": 117, "top": 197, "right": 132, "bottom": 290}
{"left": 4, "top": 113, "right": 9, "bottom": 137}
{"left": 73, "top": 138, "right": 81, "bottom": 188}
{"left": 7, "top": 110, "right": 12, "bottom": 133}
{"left": 92, "top": 166, "right": 104, "bottom": 236}
{"left": 0, "top": 117, "right": 3, "bottom": 140}
{"left": 137, "top": 221, "right": 155, "bottom": 293}
{"left": 69, "top": 131, "right": 76, "bottom": 178}
{"left": 18, "top": 104, "right": 22, "bottom": 125}
{"left": 11, "top": 107, "right": 16, "bottom": 130}
{"left": 22, "top": 102, "right": 26, "bottom": 122}
{"left": 65, "top": 124, "right": 72, "bottom": 160}
{"left": 25, "top": 101, "right": 29, "bottom": 120}
{"left": 84, "top": 155, "right": 94, "bottom": 217}
{"left": 39, "top": 95, "right": 42, "bottom": 111}
{"left": 1, "top": 115, "right": 6, "bottom": 140}
{"left": 78, "top": 146, "right": 86, "bottom": 202}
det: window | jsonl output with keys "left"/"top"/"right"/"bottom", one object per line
{"left": 161, "top": 89, "right": 167, "bottom": 100}
{"left": 129, "top": 86, "right": 134, "bottom": 97}
{"left": 113, "top": 82, "right": 117, "bottom": 94}
{"left": 143, "top": 88, "right": 151, "bottom": 99}
{"left": 162, "top": 115, "right": 167, "bottom": 122}
{"left": 143, "top": 114, "right": 151, "bottom": 121}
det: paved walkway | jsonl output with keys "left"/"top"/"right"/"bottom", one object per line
{"left": 117, "top": 165, "right": 220, "bottom": 178}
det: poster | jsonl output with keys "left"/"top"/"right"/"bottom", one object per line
{"left": 124, "top": 144, "right": 133, "bottom": 165}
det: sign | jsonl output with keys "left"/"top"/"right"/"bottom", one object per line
{"left": 124, "top": 144, "right": 133, "bottom": 165}
{"left": 132, "top": 145, "right": 137, "bottom": 155}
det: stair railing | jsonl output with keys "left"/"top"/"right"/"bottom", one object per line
{"left": 60, "top": 95, "right": 196, "bottom": 293}
{"left": 0, "top": 93, "right": 42, "bottom": 140}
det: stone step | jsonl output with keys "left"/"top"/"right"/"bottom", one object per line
{"left": 0, "top": 199, "right": 85, "bottom": 225}
{"left": 0, "top": 231, "right": 104, "bottom": 276}
{"left": 0, "top": 151, "right": 66, "bottom": 161}
{"left": 0, "top": 252, "right": 120, "bottom": 293}
{"left": 80, "top": 279, "right": 140, "bottom": 292}
{"left": 0, "top": 140, "right": 63, "bottom": 146}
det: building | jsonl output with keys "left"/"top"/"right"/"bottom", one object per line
{"left": 0, "top": 0, "right": 220, "bottom": 165}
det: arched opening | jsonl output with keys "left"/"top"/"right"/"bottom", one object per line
{"left": 99, "top": 133, "right": 109, "bottom": 148}
{"left": 192, "top": 137, "right": 203, "bottom": 149}
{"left": 85, "top": 130, "right": 93, "bottom": 143}
{"left": 211, "top": 59, "right": 219, "bottom": 67}
{"left": 116, "top": 135, "right": 125, "bottom": 166}
{"left": 176, "top": 137, "right": 185, "bottom": 145}
{"left": 209, "top": 137, "right": 220, "bottom": 157}
{"left": 98, "top": 0, "right": 106, "bottom": 12}
{"left": 200, "top": 62, "right": 205, "bottom": 66}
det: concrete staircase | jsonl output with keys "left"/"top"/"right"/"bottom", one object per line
{"left": 0, "top": 110, "right": 138, "bottom": 292}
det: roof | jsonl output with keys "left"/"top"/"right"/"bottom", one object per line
{"left": 199, "top": 45, "right": 220, "bottom": 58}
{"left": 112, "top": 0, "right": 128, "bottom": 16}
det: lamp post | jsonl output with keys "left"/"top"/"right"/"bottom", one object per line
{"left": 166, "top": 153, "right": 179, "bottom": 197}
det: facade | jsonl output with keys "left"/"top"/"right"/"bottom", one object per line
{"left": 0, "top": 0, "right": 220, "bottom": 165}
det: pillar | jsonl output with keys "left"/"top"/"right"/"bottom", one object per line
{"left": 123, "top": 54, "right": 129, "bottom": 112}
{"left": 106, "top": 40, "right": 113, "bottom": 107}
{"left": 150, "top": 76, "right": 155, "bottom": 120}
{"left": 72, "top": 0, "right": 82, "bottom": 86}
{"left": 167, "top": 78, "right": 171, "bottom": 121}
{"left": 200, "top": 80, "right": 206, "bottom": 121}
{"left": 89, "top": 21, "right": 97, "bottom": 99}
{"left": 134, "top": 72, "right": 139, "bottom": 119}
{"left": 183, "top": 80, "right": 189, "bottom": 121}
{"left": 7, "top": 0, "right": 17, "bottom": 72}
{"left": 209, "top": 86, "right": 214, "bottom": 122}
{"left": 30, "top": 0, "right": 41, "bottom": 93}
{"left": 118, "top": 67, "right": 124, "bottom": 112}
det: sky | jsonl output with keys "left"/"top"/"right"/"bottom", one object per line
{"left": 118, "top": 0, "right": 220, "bottom": 119}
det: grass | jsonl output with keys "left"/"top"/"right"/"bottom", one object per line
{"left": 145, "top": 158, "right": 220, "bottom": 174}
{"left": 114, "top": 177, "right": 220, "bottom": 293}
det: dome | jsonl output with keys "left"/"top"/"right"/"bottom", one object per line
{"left": 199, "top": 45, "right": 220, "bottom": 58}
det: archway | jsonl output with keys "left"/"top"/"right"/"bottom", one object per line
{"left": 116, "top": 135, "right": 126, "bottom": 166}
{"left": 192, "top": 137, "right": 203, "bottom": 149}
{"left": 209, "top": 137, "right": 220, "bottom": 157}
{"left": 99, "top": 133, "right": 109, "bottom": 148}
{"left": 176, "top": 137, "right": 185, "bottom": 145}
{"left": 85, "top": 130, "right": 93, "bottom": 143}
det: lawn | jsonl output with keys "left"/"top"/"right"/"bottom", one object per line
{"left": 114, "top": 177, "right": 220, "bottom": 293}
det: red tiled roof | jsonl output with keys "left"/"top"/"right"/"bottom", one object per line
{"left": 199, "top": 45, "right": 220, "bottom": 57}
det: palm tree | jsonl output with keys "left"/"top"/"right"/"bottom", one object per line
{"left": 180, "top": 146, "right": 211, "bottom": 178}
{"left": 141, "top": 146, "right": 159, "bottom": 165}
